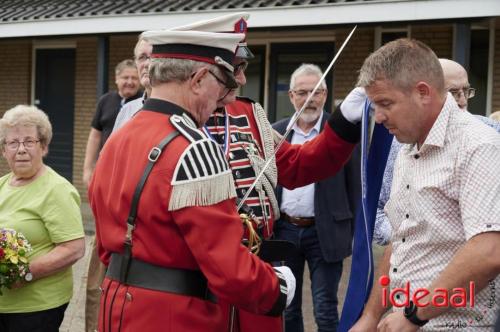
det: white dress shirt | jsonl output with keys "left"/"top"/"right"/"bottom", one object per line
{"left": 280, "top": 112, "right": 324, "bottom": 218}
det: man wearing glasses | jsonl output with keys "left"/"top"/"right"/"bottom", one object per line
{"left": 440, "top": 58, "right": 475, "bottom": 110}
{"left": 88, "top": 28, "right": 297, "bottom": 332}
{"left": 108, "top": 13, "right": 365, "bottom": 331}
{"left": 272, "top": 63, "right": 360, "bottom": 332}
{"left": 113, "top": 37, "right": 153, "bottom": 132}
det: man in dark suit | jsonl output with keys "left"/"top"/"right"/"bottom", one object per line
{"left": 273, "top": 64, "right": 360, "bottom": 332}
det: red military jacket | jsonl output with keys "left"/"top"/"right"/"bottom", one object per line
{"left": 206, "top": 97, "right": 359, "bottom": 332}
{"left": 89, "top": 98, "right": 287, "bottom": 332}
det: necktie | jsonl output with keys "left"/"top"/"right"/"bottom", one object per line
{"left": 338, "top": 100, "right": 393, "bottom": 331}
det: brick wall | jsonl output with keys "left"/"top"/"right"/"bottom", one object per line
{"left": 332, "top": 27, "right": 374, "bottom": 101}
{"left": 411, "top": 24, "right": 453, "bottom": 59}
{"left": 0, "top": 39, "right": 31, "bottom": 176}
{"left": 73, "top": 37, "right": 98, "bottom": 200}
{"left": 331, "top": 24, "right": 453, "bottom": 102}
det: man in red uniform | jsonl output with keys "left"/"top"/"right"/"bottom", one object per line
{"left": 89, "top": 29, "right": 296, "bottom": 332}
{"left": 175, "top": 13, "right": 364, "bottom": 332}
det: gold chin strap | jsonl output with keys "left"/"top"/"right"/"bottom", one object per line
{"left": 240, "top": 213, "right": 261, "bottom": 255}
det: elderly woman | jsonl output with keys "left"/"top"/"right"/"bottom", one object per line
{"left": 0, "top": 105, "right": 85, "bottom": 332}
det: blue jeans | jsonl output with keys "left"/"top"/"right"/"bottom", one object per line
{"left": 274, "top": 219, "right": 343, "bottom": 332}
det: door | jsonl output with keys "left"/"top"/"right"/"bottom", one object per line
{"left": 35, "top": 48, "right": 75, "bottom": 182}
{"left": 468, "top": 29, "right": 489, "bottom": 116}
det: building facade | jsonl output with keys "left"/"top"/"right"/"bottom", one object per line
{"left": 1, "top": 0, "right": 499, "bottom": 199}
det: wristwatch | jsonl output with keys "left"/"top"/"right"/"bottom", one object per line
{"left": 24, "top": 272, "right": 33, "bottom": 282}
{"left": 404, "top": 301, "right": 428, "bottom": 327}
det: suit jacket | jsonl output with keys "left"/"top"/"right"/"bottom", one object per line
{"left": 273, "top": 111, "right": 361, "bottom": 263}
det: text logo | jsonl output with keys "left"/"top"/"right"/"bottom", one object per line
{"left": 379, "top": 275, "right": 475, "bottom": 308}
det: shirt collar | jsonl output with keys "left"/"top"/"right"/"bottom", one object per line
{"left": 421, "top": 93, "right": 456, "bottom": 149}
{"left": 405, "top": 94, "right": 456, "bottom": 157}
{"left": 286, "top": 111, "right": 324, "bottom": 136}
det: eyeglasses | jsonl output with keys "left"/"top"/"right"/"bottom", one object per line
{"left": 208, "top": 70, "right": 229, "bottom": 88}
{"left": 135, "top": 54, "right": 151, "bottom": 64}
{"left": 291, "top": 89, "right": 326, "bottom": 98}
{"left": 233, "top": 61, "right": 248, "bottom": 75}
{"left": 4, "top": 139, "right": 40, "bottom": 151}
{"left": 448, "top": 87, "right": 476, "bottom": 100}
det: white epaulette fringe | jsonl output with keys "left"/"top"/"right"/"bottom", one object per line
{"left": 168, "top": 114, "right": 237, "bottom": 211}
{"left": 252, "top": 102, "right": 280, "bottom": 220}
{"left": 168, "top": 170, "right": 236, "bottom": 211}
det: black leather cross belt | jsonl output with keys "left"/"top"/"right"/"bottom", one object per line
{"left": 282, "top": 212, "right": 315, "bottom": 227}
{"left": 106, "top": 253, "right": 217, "bottom": 303}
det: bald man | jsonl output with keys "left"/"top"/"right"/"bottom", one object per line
{"left": 373, "top": 58, "right": 500, "bottom": 246}
{"left": 439, "top": 58, "right": 474, "bottom": 110}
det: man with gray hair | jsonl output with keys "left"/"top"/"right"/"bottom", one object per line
{"left": 88, "top": 29, "right": 295, "bottom": 332}
{"left": 273, "top": 63, "right": 360, "bottom": 332}
{"left": 350, "top": 39, "right": 500, "bottom": 331}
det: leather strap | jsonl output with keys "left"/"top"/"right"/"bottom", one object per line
{"left": 282, "top": 212, "right": 315, "bottom": 227}
{"left": 120, "top": 130, "right": 180, "bottom": 283}
{"left": 107, "top": 253, "right": 217, "bottom": 303}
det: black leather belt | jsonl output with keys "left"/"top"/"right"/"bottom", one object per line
{"left": 282, "top": 212, "right": 315, "bottom": 227}
{"left": 106, "top": 253, "right": 217, "bottom": 303}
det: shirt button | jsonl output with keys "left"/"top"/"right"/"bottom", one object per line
{"left": 393, "top": 268, "right": 398, "bottom": 273}
{"left": 414, "top": 154, "right": 420, "bottom": 159}
{"left": 406, "top": 214, "right": 409, "bottom": 219}
{"left": 235, "top": 170, "right": 241, "bottom": 178}
{"left": 406, "top": 184, "right": 410, "bottom": 189}
{"left": 241, "top": 188, "right": 247, "bottom": 195}
{"left": 229, "top": 152, "right": 235, "bottom": 159}
{"left": 402, "top": 238, "right": 406, "bottom": 243}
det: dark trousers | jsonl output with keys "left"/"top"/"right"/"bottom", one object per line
{"left": 0, "top": 303, "right": 68, "bottom": 332}
{"left": 275, "top": 219, "right": 343, "bottom": 332}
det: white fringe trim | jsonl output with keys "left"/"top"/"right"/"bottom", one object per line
{"left": 168, "top": 172, "right": 237, "bottom": 211}
{"left": 252, "top": 102, "right": 280, "bottom": 219}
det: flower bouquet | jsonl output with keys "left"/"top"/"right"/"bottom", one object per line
{"left": 0, "top": 228, "right": 32, "bottom": 295}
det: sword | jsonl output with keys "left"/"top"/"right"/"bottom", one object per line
{"left": 236, "top": 25, "right": 357, "bottom": 212}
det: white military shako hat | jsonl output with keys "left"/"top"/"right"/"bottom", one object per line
{"left": 171, "top": 12, "right": 254, "bottom": 59}
{"left": 141, "top": 30, "right": 244, "bottom": 89}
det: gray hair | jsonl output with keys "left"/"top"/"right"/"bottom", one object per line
{"left": 133, "top": 35, "right": 146, "bottom": 58}
{"left": 149, "top": 58, "right": 220, "bottom": 86}
{"left": 289, "top": 63, "right": 326, "bottom": 90}
{"left": 0, "top": 105, "right": 52, "bottom": 147}
{"left": 115, "top": 59, "right": 137, "bottom": 77}
{"left": 358, "top": 38, "right": 445, "bottom": 93}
